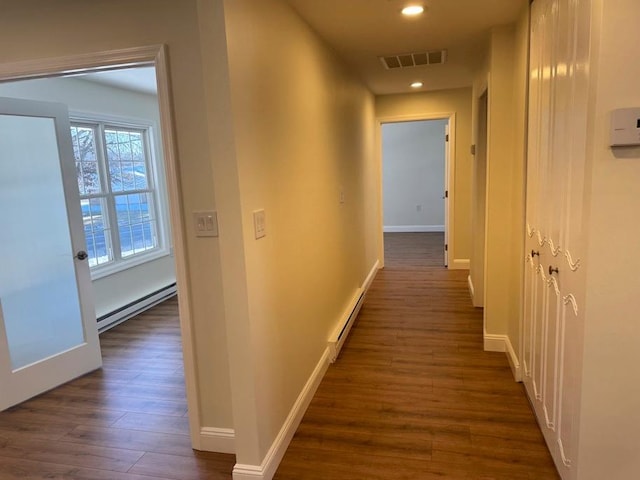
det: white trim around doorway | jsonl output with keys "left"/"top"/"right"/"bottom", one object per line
{"left": 0, "top": 45, "right": 204, "bottom": 449}
{"left": 376, "top": 112, "right": 457, "bottom": 269}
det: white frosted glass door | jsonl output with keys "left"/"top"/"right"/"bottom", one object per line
{"left": 0, "top": 97, "right": 101, "bottom": 410}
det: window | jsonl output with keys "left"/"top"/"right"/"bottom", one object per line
{"left": 70, "top": 119, "right": 163, "bottom": 272}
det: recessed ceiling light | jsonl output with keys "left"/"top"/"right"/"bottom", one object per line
{"left": 402, "top": 5, "right": 425, "bottom": 16}
{"left": 411, "top": 81, "right": 424, "bottom": 88}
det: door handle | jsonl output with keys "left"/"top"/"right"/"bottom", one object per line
{"left": 74, "top": 250, "right": 89, "bottom": 261}
{"left": 548, "top": 265, "right": 559, "bottom": 275}
{"left": 531, "top": 250, "right": 540, "bottom": 257}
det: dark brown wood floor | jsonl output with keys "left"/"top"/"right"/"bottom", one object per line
{"left": 0, "top": 233, "right": 559, "bottom": 479}
{"left": 0, "top": 297, "right": 235, "bottom": 479}
{"left": 275, "top": 233, "right": 560, "bottom": 480}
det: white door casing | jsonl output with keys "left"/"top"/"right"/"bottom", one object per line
{"left": 444, "top": 123, "right": 450, "bottom": 267}
{"left": 377, "top": 113, "right": 455, "bottom": 268}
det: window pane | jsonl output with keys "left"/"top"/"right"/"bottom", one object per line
{"left": 131, "top": 137, "right": 144, "bottom": 162}
{"left": 119, "top": 226, "right": 134, "bottom": 258}
{"left": 106, "top": 127, "right": 147, "bottom": 193}
{"left": 81, "top": 198, "right": 112, "bottom": 267}
{"left": 115, "top": 193, "right": 158, "bottom": 257}
{"left": 109, "top": 162, "right": 123, "bottom": 192}
{"left": 81, "top": 161, "right": 100, "bottom": 194}
{"left": 77, "top": 128, "right": 96, "bottom": 161}
{"left": 121, "top": 162, "right": 135, "bottom": 190}
{"left": 71, "top": 125, "right": 101, "bottom": 196}
{"left": 115, "top": 195, "right": 130, "bottom": 226}
{"left": 133, "top": 162, "right": 148, "bottom": 190}
{"left": 118, "top": 134, "right": 133, "bottom": 161}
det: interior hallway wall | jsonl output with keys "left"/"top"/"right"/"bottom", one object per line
{"left": 578, "top": 0, "right": 640, "bottom": 476}
{"left": 471, "top": 4, "right": 528, "bottom": 371}
{"left": 382, "top": 120, "right": 447, "bottom": 232}
{"left": 203, "top": 0, "right": 379, "bottom": 467}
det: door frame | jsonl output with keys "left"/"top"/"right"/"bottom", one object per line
{"left": 0, "top": 45, "right": 203, "bottom": 447}
{"left": 376, "top": 112, "right": 456, "bottom": 268}
{"left": 471, "top": 85, "right": 489, "bottom": 308}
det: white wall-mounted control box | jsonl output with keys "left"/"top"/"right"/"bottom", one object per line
{"left": 610, "top": 108, "right": 640, "bottom": 146}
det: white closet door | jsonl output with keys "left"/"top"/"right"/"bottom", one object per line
{"left": 523, "top": 0, "right": 592, "bottom": 477}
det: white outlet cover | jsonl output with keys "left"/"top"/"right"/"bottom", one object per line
{"left": 253, "top": 209, "right": 266, "bottom": 239}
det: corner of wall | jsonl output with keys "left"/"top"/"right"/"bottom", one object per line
{"left": 232, "top": 346, "right": 332, "bottom": 480}
{"left": 483, "top": 329, "right": 522, "bottom": 382}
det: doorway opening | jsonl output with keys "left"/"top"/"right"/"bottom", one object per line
{"left": 380, "top": 118, "right": 451, "bottom": 268}
{"left": 0, "top": 47, "right": 202, "bottom": 447}
{"left": 470, "top": 89, "right": 488, "bottom": 308}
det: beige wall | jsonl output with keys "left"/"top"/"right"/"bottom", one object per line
{"left": 376, "top": 88, "right": 474, "bottom": 265}
{"left": 0, "top": 0, "right": 233, "bottom": 439}
{"left": 216, "top": 0, "right": 378, "bottom": 464}
{"left": 578, "top": 0, "right": 640, "bottom": 476}
{"left": 470, "top": 14, "right": 528, "bottom": 364}
{"left": 470, "top": 88, "right": 488, "bottom": 308}
{"left": 508, "top": 6, "right": 529, "bottom": 360}
{"left": 484, "top": 26, "right": 516, "bottom": 338}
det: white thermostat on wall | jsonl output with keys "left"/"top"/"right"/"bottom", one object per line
{"left": 610, "top": 108, "right": 640, "bottom": 146}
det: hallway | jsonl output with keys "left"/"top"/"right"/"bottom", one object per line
{"left": 275, "top": 233, "right": 559, "bottom": 479}
{"left": 0, "top": 234, "right": 559, "bottom": 479}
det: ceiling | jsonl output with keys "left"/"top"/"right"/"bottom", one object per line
{"left": 286, "top": 0, "right": 527, "bottom": 94}
{"left": 80, "top": 67, "right": 157, "bottom": 95}
{"left": 75, "top": 1, "right": 527, "bottom": 97}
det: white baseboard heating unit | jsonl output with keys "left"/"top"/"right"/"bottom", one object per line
{"left": 328, "top": 287, "right": 365, "bottom": 362}
{"left": 97, "top": 283, "right": 177, "bottom": 333}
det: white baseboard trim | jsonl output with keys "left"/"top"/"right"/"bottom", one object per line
{"left": 483, "top": 331, "right": 522, "bottom": 382}
{"left": 450, "top": 259, "right": 470, "bottom": 270}
{"left": 232, "top": 347, "right": 332, "bottom": 480}
{"left": 362, "top": 259, "right": 380, "bottom": 292}
{"left": 483, "top": 332, "right": 507, "bottom": 353}
{"left": 199, "top": 427, "right": 235, "bottom": 454}
{"left": 383, "top": 225, "right": 445, "bottom": 233}
{"left": 467, "top": 275, "right": 475, "bottom": 299}
{"left": 505, "top": 336, "right": 522, "bottom": 382}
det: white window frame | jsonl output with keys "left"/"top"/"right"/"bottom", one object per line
{"left": 70, "top": 111, "right": 171, "bottom": 280}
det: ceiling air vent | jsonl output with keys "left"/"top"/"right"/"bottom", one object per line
{"left": 379, "top": 50, "right": 448, "bottom": 70}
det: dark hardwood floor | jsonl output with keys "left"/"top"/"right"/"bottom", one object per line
{"left": 0, "top": 297, "right": 235, "bottom": 479}
{"left": 275, "top": 233, "right": 560, "bottom": 479}
{"left": 0, "top": 233, "right": 559, "bottom": 479}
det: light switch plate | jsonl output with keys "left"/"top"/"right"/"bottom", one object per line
{"left": 253, "top": 209, "right": 266, "bottom": 239}
{"left": 193, "top": 211, "right": 218, "bottom": 237}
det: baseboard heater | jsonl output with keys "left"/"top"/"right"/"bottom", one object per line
{"left": 328, "top": 288, "right": 365, "bottom": 362}
{"left": 97, "top": 283, "right": 177, "bottom": 333}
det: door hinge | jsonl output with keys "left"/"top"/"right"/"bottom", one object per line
{"left": 445, "top": 134, "right": 449, "bottom": 142}
{"left": 445, "top": 244, "right": 448, "bottom": 251}
{"left": 445, "top": 190, "right": 448, "bottom": 198}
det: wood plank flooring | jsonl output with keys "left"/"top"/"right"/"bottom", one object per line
{"left": 0, "top": 297, "right": 236, "bottom": 479}
{"left": 0, "top": 233, "right": 559, "bottom": 479}
{"left": 275, "top": 233, "right": 560, "bottom": 479}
